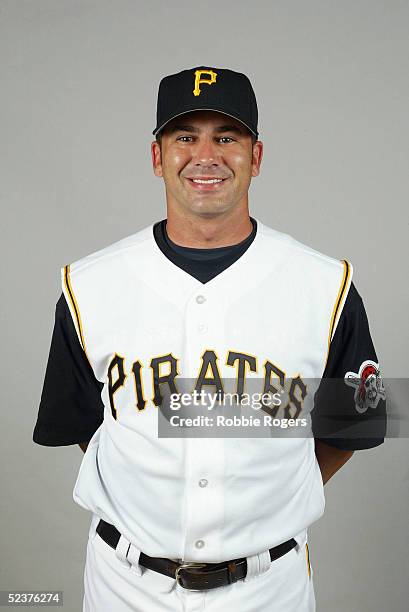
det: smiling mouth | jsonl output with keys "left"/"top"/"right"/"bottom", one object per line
{"left": 186, "top": 177, "right": 229, "bottom": 190}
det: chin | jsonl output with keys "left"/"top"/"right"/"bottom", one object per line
{"left": 186, "top": 200, "right": 233, "bottom": 217}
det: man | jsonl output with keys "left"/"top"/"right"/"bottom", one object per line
{"left": 33, "top": 66, "right": 386, "bottom": 611}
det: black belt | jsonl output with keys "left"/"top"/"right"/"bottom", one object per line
{"left": 96, "top": 519, "right": 297, "bottom": 591}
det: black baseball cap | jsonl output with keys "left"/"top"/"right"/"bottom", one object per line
{"left": 152, "top": 66, "right": 259, "bottom": 138}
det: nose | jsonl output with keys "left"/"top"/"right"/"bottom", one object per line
{"left": 192, "top": 136, "right": 219, "bottom": 167}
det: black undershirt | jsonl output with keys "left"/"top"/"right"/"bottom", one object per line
{"left": 153, "top": 217, "right": 257, "bottom": 283}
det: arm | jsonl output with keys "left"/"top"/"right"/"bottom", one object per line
{"left": 314, "top": 438, "right": 354, "bottom": 485}
{"left": 33, "top": 293, "right": 104, "bottom": 448}
{"left": 311, "top": 283, "right": 386, "bottom": 483}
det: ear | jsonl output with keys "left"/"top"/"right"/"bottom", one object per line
{"left": 251, "top": 141, "right": 263, "bottom": 177}
{"left": 151, "top": 141, "right": 163, "bottom": 177}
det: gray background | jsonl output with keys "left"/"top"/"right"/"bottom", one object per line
{"left": 1, "top": 1, "right": 408, "bottom": 610}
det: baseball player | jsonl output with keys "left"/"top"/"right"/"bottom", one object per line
{"left": 33, "top": 66, "right": 386, "bottom": 611}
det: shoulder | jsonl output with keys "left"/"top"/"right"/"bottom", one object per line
{"left": 256, "top": 219, "right": 352, "bottom": 275}
{"left": 64, "top": 223, "right": 154, "bottom": 277}
{"left": 60, "top": 224, "right": 155, "bottom": 345}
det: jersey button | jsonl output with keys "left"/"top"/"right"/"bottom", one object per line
{"left": 198, "top": 323, "right": 208, "bottom": 333}
{"left": 195, "top": 540, "right": 205, "bottom": 549}
{"left": 198, "top": 478, "right": 208, "bottom": 488}
{"left": 195, "top": 295, "right": 206, "bottom": 304}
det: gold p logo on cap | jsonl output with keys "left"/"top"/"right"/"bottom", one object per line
{"left": 193, "top": 69, "right": 217, "bottom": 96}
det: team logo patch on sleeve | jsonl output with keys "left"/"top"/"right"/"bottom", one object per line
{"left": 344, "top": 360, "right": 386, "bottom": 413}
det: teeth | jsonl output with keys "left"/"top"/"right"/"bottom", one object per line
{"left": 191, "top": 178, "right": 223, "bottom": 184}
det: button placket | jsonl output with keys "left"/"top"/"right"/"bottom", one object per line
{"left": 180, "top": 291, "right": 225, "bottom": 562}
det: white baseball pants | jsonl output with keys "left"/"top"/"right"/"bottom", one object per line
{"left": 83, "top": 514, "right": 316, "bottom": 611}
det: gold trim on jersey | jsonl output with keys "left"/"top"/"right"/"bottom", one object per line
{"left": 326, "top": 260, "right": 351, "bottom": 357}
{"left": 306, "top": 542, "right": 311, "bottom": 578}
{"left": 63, "top": 264, "right": 90, "bottom": 363}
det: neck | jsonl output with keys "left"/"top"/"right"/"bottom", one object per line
{"left": 165, "top": 208, "right": 253, "bottom": 248}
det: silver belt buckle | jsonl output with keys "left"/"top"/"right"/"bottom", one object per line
{"left": 175, "top": 562, "right": 207, "bottom": 590}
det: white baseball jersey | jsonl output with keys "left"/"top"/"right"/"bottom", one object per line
{"left": 44, "top": 219, "right": 353, "bottom": 562}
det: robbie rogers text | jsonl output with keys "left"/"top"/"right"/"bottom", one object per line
{"left": 169, "top": 415, "right": 307, "bottom": 428}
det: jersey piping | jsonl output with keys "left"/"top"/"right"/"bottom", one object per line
{"left": 63, "top": 264, "right": 90, "bottom": 363}
{"left": 326, "top": 259, "right": 352, "bottom": 363}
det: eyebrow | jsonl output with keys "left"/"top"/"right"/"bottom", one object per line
{"left": 168, "top": 124, "right": 245, "bottom": 136}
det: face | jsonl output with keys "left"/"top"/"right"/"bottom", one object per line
{"left": 151, "top": 111, "right": 263, "bottom": 218}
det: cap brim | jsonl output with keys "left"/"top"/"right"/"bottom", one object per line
{"left": 152, "top": 107, "right": 258, "bottom": 138}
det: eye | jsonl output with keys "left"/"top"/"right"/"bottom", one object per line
{"left": 177, "top": 136, "right": 194, "bottom": 142}
{"left": 219, "top": 137, "right": 235, "bottom": 143}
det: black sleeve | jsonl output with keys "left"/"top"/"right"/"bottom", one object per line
{"left": 33, "top": 293, "right": 104, "bottom": 446}
{"left": 311, "top": 282, "right": 387, "bottom": 450}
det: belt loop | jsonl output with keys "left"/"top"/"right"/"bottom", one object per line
{"left": 127, "top": 543, "right": 143, "bottom": 576}
{"left": 244, "top": 549, "right": 271, "bottom": 582}
{"left": 258, "top": 549, "right": 271, "bottom": 574}
{"left": 115, "top": 535, "right": 131, "bottom": 569}
{"left": 292, "top": 528, "right": 308, "bottom": 554}
{"left": 293, "top": 531, "right": 307, "bottom": 554}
